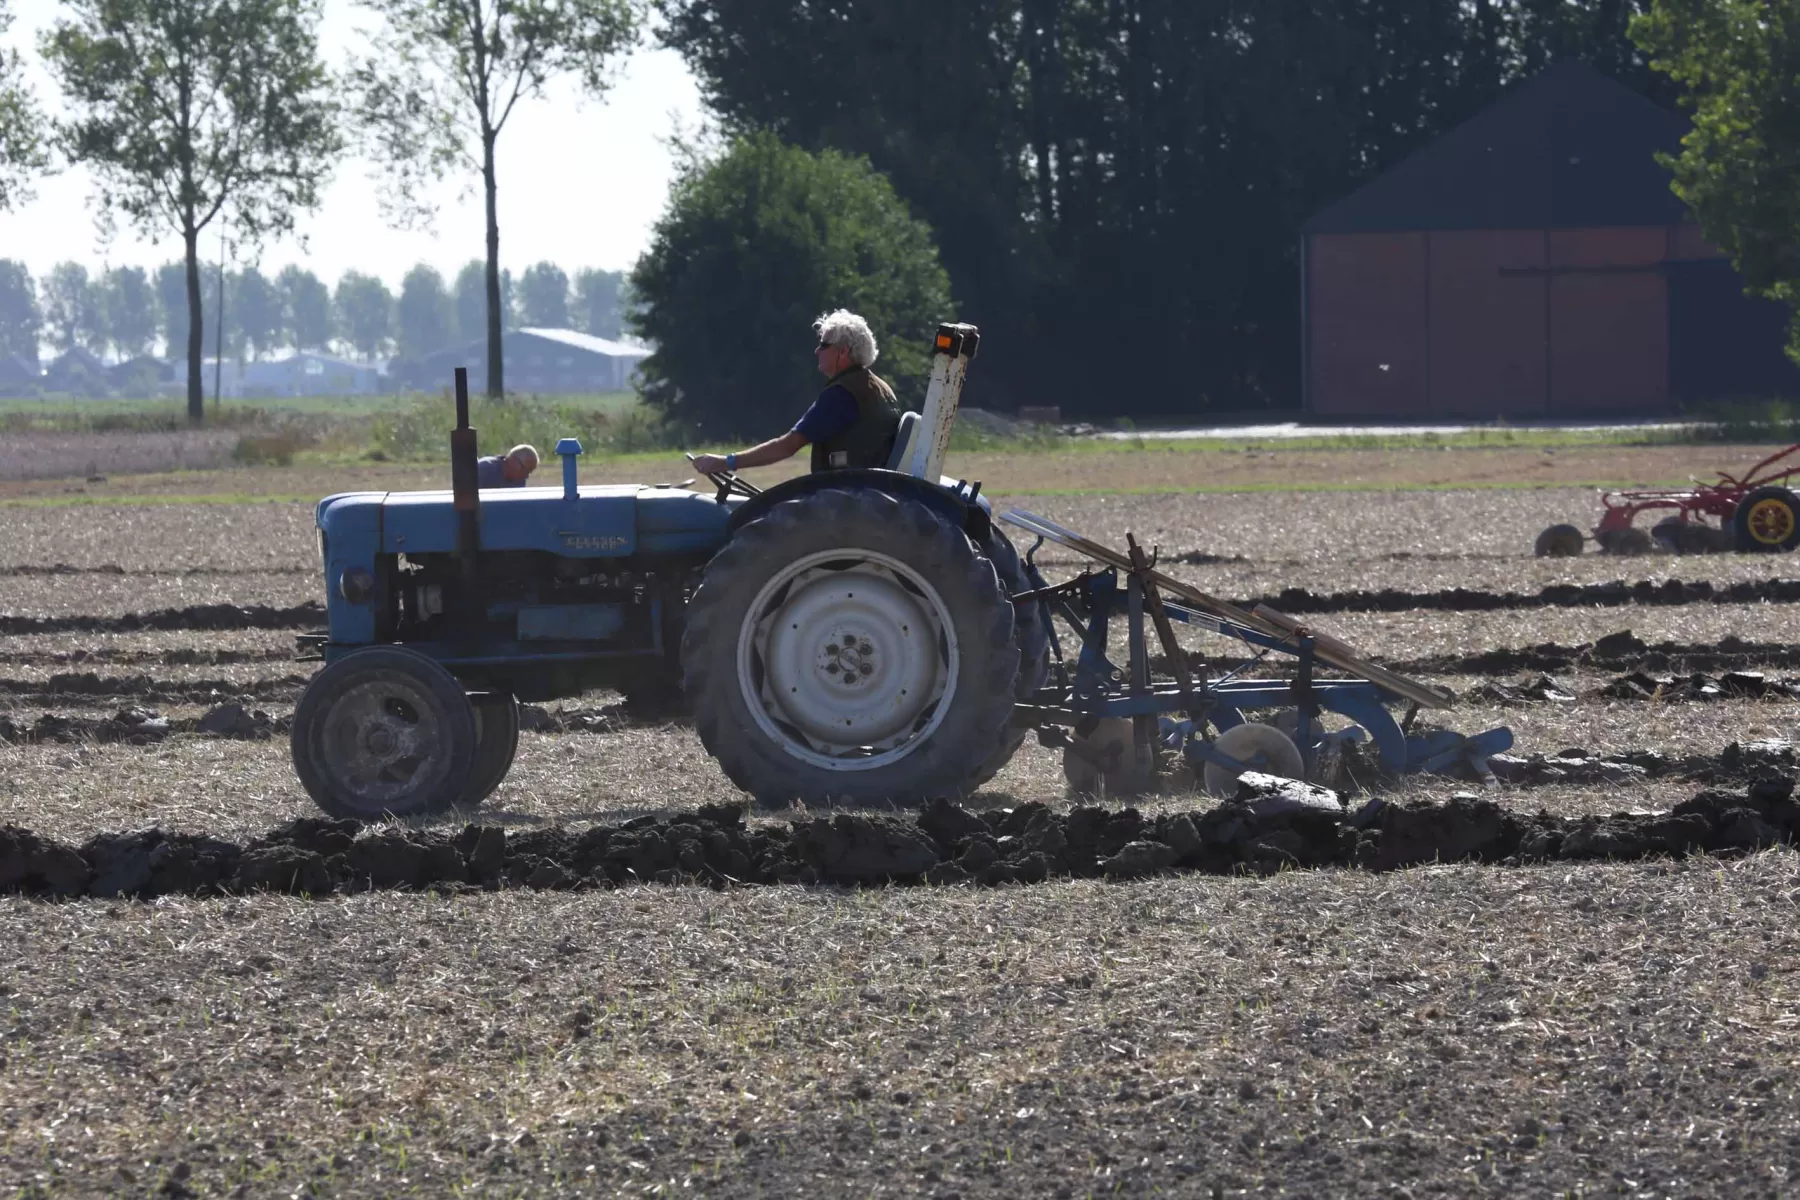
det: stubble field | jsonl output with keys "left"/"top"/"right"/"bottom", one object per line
{"left": 3, "top": 443, "right": 1799, "bottom": 1197}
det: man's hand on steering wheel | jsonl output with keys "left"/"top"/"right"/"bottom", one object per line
{"left": 690, "top": 453, "right": 731, "bottom": 476}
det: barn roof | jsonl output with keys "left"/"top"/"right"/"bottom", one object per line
{"left": 517, "top": 327, "right": 651, "bottom": 359}
{"left": 1304, "top": 61, "right": 1690, "bottom": 234}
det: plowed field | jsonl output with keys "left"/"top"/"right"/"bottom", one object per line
{"left": 3, "top": 455, "right": 1798, "bottom": 1197}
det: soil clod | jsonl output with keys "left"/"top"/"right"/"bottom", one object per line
{"left": 2, "top": 773, "right": 1794, "bottom": 899}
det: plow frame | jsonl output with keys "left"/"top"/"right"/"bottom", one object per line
{"left": 1001, "top": 511, "right": 1512, "bottom": 786}
{"left": 1596, "top": 440, "right": 1800, "bottom": 535}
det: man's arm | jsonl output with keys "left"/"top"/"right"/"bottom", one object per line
{"left": 690, "top": 388, "right": 855, "bottom": 475}
{"left": 691, "top": 431, "right": 806, "bottom": 476}
{"left": 687, "top": 426, "right": 802, "bottom": 474}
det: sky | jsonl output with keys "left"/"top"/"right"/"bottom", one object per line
{"left": 0, "top": 0, "right": 706, "bottom": 288}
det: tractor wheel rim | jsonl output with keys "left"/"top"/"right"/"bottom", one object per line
{"left": 738, "top": 549, "right": 958, "bottom": 771}
{"left": 316, "top": 677, "right": 450, "bottom": 806}
{"left": 1747, "top": 498, "right": 1795, "bottom": 544}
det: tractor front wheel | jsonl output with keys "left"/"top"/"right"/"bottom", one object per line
{"left": 459, "top": 692, "right": 520, "bottom": 808}
{"left": 682, "top": 487, "right": 1020, "bottom": 808}
{"left": 1733, "top": 486, "right": 1800, "bottom": 553}
{"left": 291, "top": 646, "right": 478, "bottom": 820}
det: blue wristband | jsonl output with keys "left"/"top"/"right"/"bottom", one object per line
{"left": 725, "top": 453, "right": 738, "bottom": 471}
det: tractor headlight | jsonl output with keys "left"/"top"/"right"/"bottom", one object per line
{"left": 339, "top": 566, "right": 375, "bottom": 604}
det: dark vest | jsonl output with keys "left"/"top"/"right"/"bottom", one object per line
{"left": 811, "top": 366, "right": 902, "bottom": 472}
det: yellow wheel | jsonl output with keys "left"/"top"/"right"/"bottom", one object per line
{"left": 1733, "top": 487, "right": 1800, "bottom": 553}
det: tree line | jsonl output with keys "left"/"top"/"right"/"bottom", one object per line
{"left": 3, "top": 0, "right": 1797, "bottom": 430}
{"left": 652, "top": 0, "right": 1688, "bottom": 417}
{"left": 0, "top": 258, "right": 627, "bottom": 368}
{"left": 0, "top": 0, "right": 639, "bottom": 423}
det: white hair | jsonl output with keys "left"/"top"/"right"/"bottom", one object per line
{"left": 813, "top": 309, "right": 878, "bottom": 368}
{"left": 508, "top": 444, "right": 539, "bottom": 468}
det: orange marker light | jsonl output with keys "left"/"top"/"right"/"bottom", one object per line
{"left": 935, "top": 334, "right": 953, "bottom": 349}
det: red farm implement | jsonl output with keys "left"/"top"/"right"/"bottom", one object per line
{"left": 1535, "top": 442, "right": 1800, "bottom": 557}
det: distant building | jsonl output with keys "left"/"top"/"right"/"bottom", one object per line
{"left": 1301, "top": 61, "right": 1799, "bottom": 418}
{"left": 106, "top": 355, "right": 175, "bottom": 396}
{"left": 397, "top": 328, "right": 650, "bottom": 394}
{"left": 163, "top": 352, "right": 384, "bottom": 399}
{"left": 0, "top": 353, "right": 39, "bottom": 397}
{"left": 240, "top": 352, "right": 384, "bottom": 398}
{"left": 43, "top": 347, "right": 111, "bottom": 398}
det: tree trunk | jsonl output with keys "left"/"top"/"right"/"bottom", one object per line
{"left": 483, "top": 134, "right": 504, "bottom": 400}
{"left": 184, "top": 226, "right": 204, "bottom": 425}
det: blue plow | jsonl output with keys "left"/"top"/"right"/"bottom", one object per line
{"left": 1001, "top": 510, "right": 1512, "bottom": 787}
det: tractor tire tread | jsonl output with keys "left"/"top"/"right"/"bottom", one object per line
{"left": 682, "top": 487, "right": 1019, "bottom": 808}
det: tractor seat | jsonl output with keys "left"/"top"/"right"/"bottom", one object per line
{"left": 886, "top": 411, "right": 921, "bottom": 472}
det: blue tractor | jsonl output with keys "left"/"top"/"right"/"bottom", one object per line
{"left": 294, "top": 325, "right": 1048, "bottom": 818}
{"left": 295, "top": 322, "right": 1511, "bottom": 819}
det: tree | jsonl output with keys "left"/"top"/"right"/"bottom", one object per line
{"left": 0, "top": 259, "right": 41, "bottom": 365}
{"left": 573, "top": 267, "right": 624, "bottom": 339}
{"left": 41, "top": 262, "right": 104, "bottom": 354}
{"left": 43, "top": 0, "right": 342, "bottom": 423}
{"left": 350, "top": 0, "right": 641, "bottom": 397}
{"left": 396, "top": 263, "right": 454, "bottom": 358}
{"left": 335, "top": 270, "right": 394, "bottom": 359}
{"left": 155, "top": 258, "right": 234, "bottom": 365}
{"left": 518, "top": 261, "right": 570, "bottom": 328}
{"left": 1633, "top": 0, "right": 1800, "bottom": 354}
{"left": 658, "top": 0, "right": 1666, "bottom": 414}
{"left": 454, "top": 258, "right": 515, "bottom": 344}
{"left": 97, "top": 265, "right": 159, "bottom": 358}
{"left": 277, "top": 264, "right": 332, "bottom": 350}
{"left": 0, "top": 1, "right": 51, "bottom": 212}
{"left": 155, "top": 261, "right": 187, "bottom": 356}
{"left": 631, "top": 133, "right": 951, "bottom": 438}
{"left": 233, "top": 266, "right": 284, "bottom": 359}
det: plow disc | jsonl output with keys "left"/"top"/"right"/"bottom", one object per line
{"left": 1000, "top": 510, "right": 1511, "bottom": 793}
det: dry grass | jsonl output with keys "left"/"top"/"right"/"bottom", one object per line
{"left": 0, "top": 574, "right": 314, "bottom": 619}
{"left": 3, "top": 860, "right": 1798, "bottom": 1197}
{"left": 4, "top": 437, "right": 1794, "bottom": 502}
{"left": 3, "top": 688, "right": 1793, "bottom": 847}
{"left": 0, "top": 504, "right": 318, "bottom": 573}
{"left": 3, "top": 455, "right": 1800, "bottom": 1196}
{"left": 0, "top": 431, "right": 242, "bottom": 481}
{"left": 3, "top": 488, "right": 1796, "bottom": 606}
{"left": 1306, "top": 605, "right": 1799, "bottom": 661}
{"left": 0, "top": 628, "right": 297, "bottom": 666}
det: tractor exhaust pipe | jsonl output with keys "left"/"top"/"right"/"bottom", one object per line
{"left": 450, "top": 367, "right": 481, "bottom": 572}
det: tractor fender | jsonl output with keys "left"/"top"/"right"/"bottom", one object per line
{"left": 725, "top": 468, "right": 991, "bottom": 542}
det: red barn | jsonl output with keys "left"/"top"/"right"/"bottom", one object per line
{"left": 1302, "top": 61, "right": 1799, "bottom": 419}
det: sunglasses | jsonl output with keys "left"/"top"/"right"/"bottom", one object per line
{"left": 815, "top": 340, "right": 835, "bottom": 352}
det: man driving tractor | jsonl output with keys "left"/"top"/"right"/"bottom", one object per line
{"left": 689, "top": 309, "right": 902, "bottom": 476}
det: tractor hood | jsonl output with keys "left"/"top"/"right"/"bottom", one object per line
{"left": 315, "top": 485, "right": 734, "bottom": 559}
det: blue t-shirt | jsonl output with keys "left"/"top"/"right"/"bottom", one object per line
{"left": 476, "top": 455, "right": 523, "bottom": 488}
{"left": 792, "top": 386, "right": 860, "bottom": 444}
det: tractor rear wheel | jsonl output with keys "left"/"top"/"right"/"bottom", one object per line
{"left": 459, "top": 692, "right": 520, "bottom": 808}
{"left": 682, "top": 487, "right": 1020, "bottom": 808}
{"left": 291, "top": 646, "right": 478, "bottom": 820}
{"left": 971, "top": 524, "right": 1051, "bottom": 786}
{"left": 1733, "top": 486, "right": 1800, "bottom": 553}
{"left": 1534, "top": 524, "right": 1584, "bottom": 557}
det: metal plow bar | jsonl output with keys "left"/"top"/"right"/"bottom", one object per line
{"left": 1001, "top": 509, "right": 1454, "bottom": 710}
